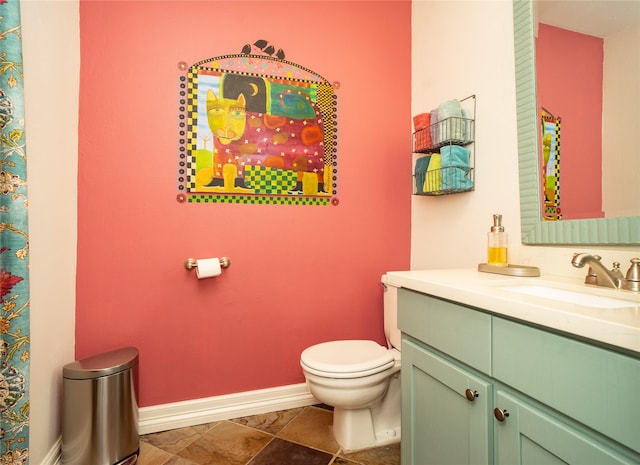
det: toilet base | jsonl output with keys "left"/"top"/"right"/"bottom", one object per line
{"left": 331, "top": 372, "right": 401, "bottom": 452}
{"left": 333, "top": 408, "right": 400, "bottom": 452}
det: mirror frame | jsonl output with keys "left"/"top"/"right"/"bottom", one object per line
{"left": 513, "top": 0, "right": 640, "bottom": 245}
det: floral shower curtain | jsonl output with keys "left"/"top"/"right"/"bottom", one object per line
{"left": 0, "top": 0, "right": 30, "bottom": 462}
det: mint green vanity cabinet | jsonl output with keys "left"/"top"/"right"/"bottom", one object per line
{"left": 399, "top": 288, "right": 493, "bottom": 465}
{"left": 493, "top": 317, "right": 640, "bottom": 458}
{"left": 494, "top": 390, "right": 633, "bottom": 465}
{"left": 402, "top": 337, "right": 492, "bottom": 465}
{"left": 397, "top": 286, "right": 492, "bottom": 375}
{"left": 398, "top": 288, "right": 640, "bottom": 465}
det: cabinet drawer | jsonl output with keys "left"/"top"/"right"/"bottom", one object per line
{"left": 493, "top": 317, "right": 640, "bottom": 454}
{"left": 398, "top": 288, "right": 492, "bottom": 375}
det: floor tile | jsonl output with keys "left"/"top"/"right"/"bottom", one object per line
{"left": 142, "top": 423, "right": 217, "bottom": 455}
{"left": 331, "top": 458, "right": 359, "bottom": 465}
{"left": 339, "top": 443, "right": 401, "bottom": 465}
{"left": 230, "top": 407, "right": 303, "bottom": 435}
{"left": 164, "top": 456, "right": 200, "bottom": 465}
{"left": 139, "top": 405, "right": 399, "bottom": 465}
{"left": 248, "top": 438, "right": 333, "bottom": 465}
{"left": 176, "top": 421, "right": 273, "bottom": 465}
{"left": 138, "top": 442, "right": 176, "bottom": 465}
{"left": 277, "top": 406, "right": 340, "bottom": 454}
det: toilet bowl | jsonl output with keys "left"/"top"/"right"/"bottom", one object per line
{"left": 300, "top": 275, "right": 401, "bottom": 451}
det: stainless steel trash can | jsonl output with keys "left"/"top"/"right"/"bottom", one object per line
{"left": 62, "top": 347, "right": 139, "bottom": 465}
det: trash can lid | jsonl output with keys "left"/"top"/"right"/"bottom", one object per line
{"left": 63, "top": 347, "right": 138, "bottom": 380}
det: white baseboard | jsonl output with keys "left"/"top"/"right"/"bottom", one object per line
{"left": 139, "top": 382, "right": 317, "bottom": 435}
{"left": 41, "top": 383, "right": 317, "bottom": 464}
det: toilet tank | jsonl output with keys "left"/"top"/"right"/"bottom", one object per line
{"left": 382, "top": 274, "right": 401, "bottom": 349}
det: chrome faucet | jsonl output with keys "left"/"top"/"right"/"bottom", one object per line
{"left": 571, "top": 253, "right": 621, "bottom": 289}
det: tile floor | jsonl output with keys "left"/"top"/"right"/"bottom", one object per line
{"left": 137, "top": 405, "right": 400, "bottom": 465}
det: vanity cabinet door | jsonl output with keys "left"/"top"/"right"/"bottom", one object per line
{"left": 493, "top": 316, "right": 640, "bottom": 455}
{"left": 402, "top": 337, "right": 492, "bottom": 465}
{"left": 494, "top": 390, "right": 635, "bottom": 465}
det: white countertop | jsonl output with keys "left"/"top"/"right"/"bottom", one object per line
{"left": 386, "top": 269, "right": 640, "bottom": 355}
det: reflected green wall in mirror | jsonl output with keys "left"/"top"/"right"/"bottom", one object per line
{"left": 513, "top": 0, "right": 640, "bottom": 245}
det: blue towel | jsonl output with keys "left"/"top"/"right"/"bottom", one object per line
{"left": 438, "top": 99, "right": 462, "bottom": 119}
{"left": 440, "top": 116, "right": 466, "bottom": 142}
{"left": 440, "top": 145, "right": 473, "bottom": 190}
{"left": 438, "top": 100, "right": 462, "bottom": 142}
{"left": 440, "top": 144, "right": 470, "bottom": 168}
{"left": 462, "top": 108, "right": 473, "bottom": 142}
{"left": 441, "top": 167, "right": 473, "bottom": 190}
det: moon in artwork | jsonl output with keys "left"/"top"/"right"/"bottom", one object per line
{"left": 249, "top": 83, "right": 259, "bottom": 96}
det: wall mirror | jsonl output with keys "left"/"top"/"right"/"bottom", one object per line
{"left": 513, "top": 0, "right": 640, "bottom": 245}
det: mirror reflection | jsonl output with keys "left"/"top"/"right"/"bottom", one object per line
{"left": 535, "top": 1, "right": 640, "bottom": 221}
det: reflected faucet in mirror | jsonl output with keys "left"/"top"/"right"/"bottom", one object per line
{"left": 571, "top": 253, "right": 640, "bottom": 292}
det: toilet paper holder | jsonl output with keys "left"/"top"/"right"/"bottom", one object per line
{"left": 184, "top": 257, "right": 231, "bottom": 270}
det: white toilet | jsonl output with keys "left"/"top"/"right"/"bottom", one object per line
{"left": 300, "top": 274, "right": 401, "bottom": 451}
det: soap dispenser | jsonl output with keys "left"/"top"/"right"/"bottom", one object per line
{"left": 488, "top": 214, "right": 508, "bottom": 266}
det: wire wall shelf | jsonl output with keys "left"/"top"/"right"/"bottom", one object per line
{"left": 413, "top": 95, "right": 476, "bottom": 196}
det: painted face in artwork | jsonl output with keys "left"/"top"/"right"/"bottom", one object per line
{"left": 206, "top": 89, "right": 246, "bottom": 145}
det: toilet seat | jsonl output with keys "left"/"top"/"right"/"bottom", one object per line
{"left": 301, "top": 340, "right": 395, "bottom": 378}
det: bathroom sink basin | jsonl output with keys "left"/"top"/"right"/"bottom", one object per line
{"left": 499, "top": 284, "right": 635, "bottom": 309}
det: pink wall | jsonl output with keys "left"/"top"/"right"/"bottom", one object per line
{"left": 77, "top": 1, "right": 411, "bottom": 407}
{"left": 536, "top": 23, "right": 604, "bottom": 219}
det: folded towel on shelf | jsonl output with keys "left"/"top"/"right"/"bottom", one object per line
{"left": 414, "top": 129, "right": 431, "bottom": 151}
{"left": 440, "top": 144, "right": 470, "bottom": 168}
{"left": 413, "top": 113, "right": 431, "bottom": 131}
{"left": 440, "top": 117, "right": 467, "bottom": 142}
{"left": 414, "top": 112, "right": 432, "bottom": 151}
{"left": 414, "top": 155, "right": 432, "bottom": 194}
{"left": 447, "top": 108, "right": 472, "bottom": 142}
{"left": 462, "top": 108, "right": 473, "bottom": 142}
{"left": 441, "top": 166, "right": 473, "bottom": 190}
{"left": 438, "top": 99, "right": 463, "bottom": 119}
{"left": 430, "top": 108, "right": 439, "bottom": 144}
{"left": 423, "top": 153, "right": 442, "bottom": 193}
{"left": 438, "top": 100, "right": 463, "bottom": 142}
{"left": 440, "top": 145, "right": 472, "bottom": 190}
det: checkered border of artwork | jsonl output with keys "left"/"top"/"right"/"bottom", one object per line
{"left": 176, "top": 73, "right": 190, "bottom": 194}
{"left": 189, "top": 194, "right": 330, "bottom": 206}
{"left": 543, "top": 114, "right": 562, "bottom": 220}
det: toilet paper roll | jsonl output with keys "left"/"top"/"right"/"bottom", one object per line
{"left": 196, "top": 258, "right": 222, "bottom": 279}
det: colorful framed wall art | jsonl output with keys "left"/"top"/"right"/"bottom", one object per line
{"left": 176, "top": 41, "right": 339, "bottom": 206}
{"left": 540, "top": 109, "right": 561, "bottom": 220}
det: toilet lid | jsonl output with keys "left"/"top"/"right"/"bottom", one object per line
{"left": 301, "top": 340, "right": 394, "bottom": 376}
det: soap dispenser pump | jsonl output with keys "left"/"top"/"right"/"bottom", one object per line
{"left": 488, "top": 214, "right": 508, "bottom": 266}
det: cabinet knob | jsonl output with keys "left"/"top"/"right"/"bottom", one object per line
{"left": 493, "top": 408, "right": 509, "bottom": 422}
{"left": 465, "top": 389, "right": 479, "bottom": 402}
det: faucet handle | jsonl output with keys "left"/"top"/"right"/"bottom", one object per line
{"left": 625, "top": 258, "right": 640, "bottom": 281}
{"left": 621, "top": 258, "right": 640, "bottom": 292}
{"left": 584, "top": 255, "right": 601, "bottom": 285}
{"left": 611, "top": 262, "right": 624, "bottom": 280}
